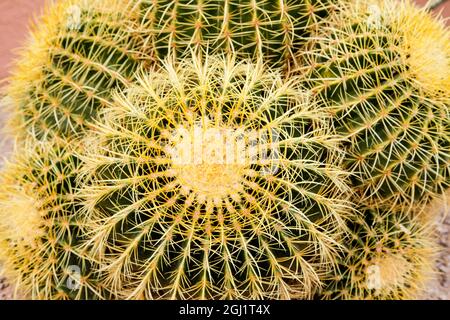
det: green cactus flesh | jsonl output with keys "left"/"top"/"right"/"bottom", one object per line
{"left": 79, "top": 55, "right": 351, "bottom": 299}
{"left": 318, "top": 205, "right": 437, "bottom": 300}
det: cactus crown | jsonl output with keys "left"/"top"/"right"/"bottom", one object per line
{"left": 79, "top": 54, "right": 351, "bottom": 299}
{"left": 353, "top": 0, "right": 450, "bottom": 95}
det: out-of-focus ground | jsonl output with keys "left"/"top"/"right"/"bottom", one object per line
{"left": 0, "top": 0, "right": 46, "bottom": 80}
{"left": 419, "top": 213, "right": 450, "bottom": 300}
{"left": 0, "top": 0, "right": 449, "bottom": 300}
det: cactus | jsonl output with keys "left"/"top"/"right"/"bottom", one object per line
{"left": 319, "top": 205, "right": 437, "bottom": 300}
{"left": 139, "top": 0, "right": 337, "bottom": 71}
{"left": 0, "top": 139, "right": 105, "bottom": 299}
{"left": 7, "top": 0, "right": 149, "bottom": 140}
{"left": 0, "top": 0, "right": 445, "bottom": 301}
{"left": 79, "top": 54, "right": 351, "bottom": 299}
{"left": 297, "top": 0, "right": 450, "bottom": 210}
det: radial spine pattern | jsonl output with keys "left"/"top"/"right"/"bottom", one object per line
{"left": 80, "top": 55, "right": 351, "bottom": 299}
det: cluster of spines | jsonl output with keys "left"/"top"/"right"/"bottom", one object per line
{"left": 7, "top": 0, "right": 150, "bottom": 140}
{"left": 0, "top": 139, "right": 105, "bottom": 299}
{"left": 296, "top": 0, "right": 450, "bottom": 210}
{"left": 78, "top": 55, "right": 351, "bottom": 299}
{"left": 318, "top": 205, "right": 437, "bottom": 300}
{"left": 138, "top": 0, "right": 337, "bottom": 71}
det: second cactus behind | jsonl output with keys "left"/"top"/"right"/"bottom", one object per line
{"left": 7, "top": 0, "right": 149, "bottom": 140}
{"left": 0, "top": 139, "right": 105, "bottom": 299}
{"left": 319, "top": 206, "right": 437, "bottom": 300}
{"left": 139, "top": 0, "right": 338, "bottom": 71}
{"left": 297, "top": 0, "right": 450, "bottom": 210}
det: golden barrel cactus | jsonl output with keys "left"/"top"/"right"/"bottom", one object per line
{"left": 79, "top": 55, "right": 352, "bottom": 299}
